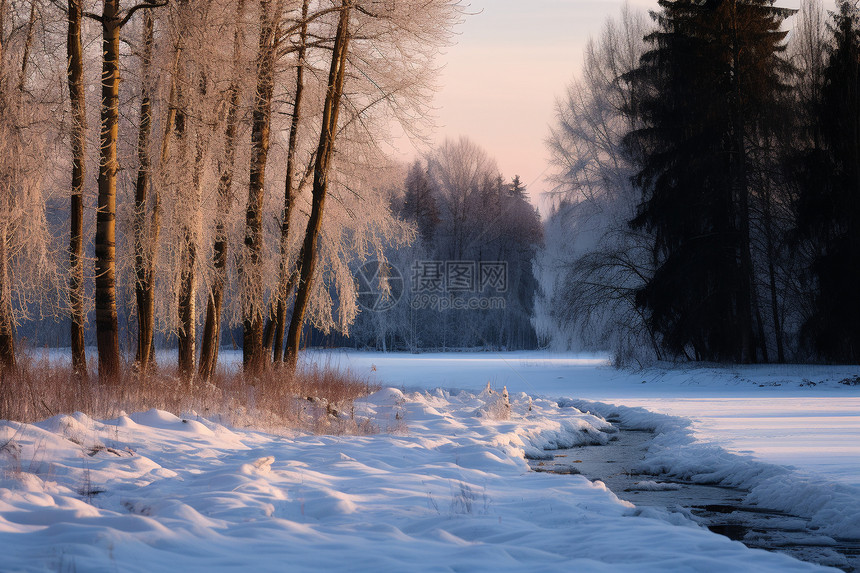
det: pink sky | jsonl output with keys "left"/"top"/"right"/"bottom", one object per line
{"left": 414, "top": 0, "right": 653, "bottom": 209}
{"left": 401, "top": 0, "right": 808, "bottom": 211}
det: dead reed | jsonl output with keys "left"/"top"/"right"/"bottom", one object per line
{"left": 0, "top": 357, "right": 380, "bottom": 435}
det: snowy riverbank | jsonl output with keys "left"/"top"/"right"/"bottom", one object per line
{"left": 5, "top": 349, "right": 858, "bottom": 570}
{"left": 310, "top": 350, "right": 860, "bottom": 487}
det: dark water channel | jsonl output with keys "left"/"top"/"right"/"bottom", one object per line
{"left": 528, "top": 425, "right": 860, "bottom": 572}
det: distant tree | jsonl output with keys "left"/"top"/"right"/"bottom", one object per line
{"left": 535, "top": 6, "right": 657, "bottom": 362}
{"left": 370, "top": 139, "right": 543, "bottom": 350}
{"left": 402, "top": 160, "right": 440, "bottom": 244}
{"left": 428, "top": 137, "right": 498, "bottom": 261}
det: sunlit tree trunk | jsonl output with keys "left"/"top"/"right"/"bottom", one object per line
{"left": 178, "top": 106, "right": 206, "bottom": 380}
{"left": 68, "top": 0, "right": 87, "bottom": 375}
{"left": 95, "top": 0, "right": 122, "bottom": 380}
{"left": 285, "top": 0, "right": 352, "bottom": 369}
{"left": 133, "top": 37, "right": 181, "bottom": 371}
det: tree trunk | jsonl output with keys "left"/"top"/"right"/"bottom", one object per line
{"left": 242, "top": 0, "right": 278, "bottom": 372}
{"left": 767, "top": 242, "right": 785, "bottom": 363}
{"left": 133, "top": 40, "right": 182, "bottom": 371}
{"left": 95, "top": 0, "right": 122, "bottom": 380}
{"left": 177, "top": 229, "right": 197, "bottom": 378}
{"left": 199, "top": 0, "right": 246, "bottom": 379}
{"left": 134, "top": 12, "right": 154, "bottom": 369}
{"left": 17, "top": 0, "right": 35, "bottom": 91}
{"left": 285, "top": 0, "right": 352, "bottom": 369}
{"left": 730, "top": 5, "right": 759, "bottom": 364}
{"left": 68, "top": 0, "right": 87, "bottom": 375}
{"left": 0, "top": 0, "right": 6, "bottom": 58}
{"left": 0, "top": 226, "right": 15, "bottom": 372}
{"left": 273, "top": 0, "right": 309, "bottom": 363}
{"left": 1, "top": 27, "right": 8, "bottom": 372}
{"left": 178, "top": 109, "right": 206, "bottom": 380}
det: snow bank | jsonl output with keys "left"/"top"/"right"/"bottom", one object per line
{"left": 564, "top": 398, "right": 860, "bottom": 540}
{"left": 0, "top": 389, "right": 828, "bottom": 571}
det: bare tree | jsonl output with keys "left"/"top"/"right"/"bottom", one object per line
{"left": 279, "top": 0, "right": 462, "bottom": 366}
{"left": 240, "top": 0, "right": 282, "bottom": 371}
{"left": 92, "top": 0, "right": 166, "bottom": 380}
{"left": 67, "top": 0, "right": 87, "bottom": 375}
{"left": 0, "top": 0, "right": 55, "bottom": 372}
{"left": 133, "top": 10, "right": 156, "bottom": 369}
{"left": 199, "top": 0, "right": 247, "bottom": 379}
{"left": 284, "top": 0, "right": 352, "bottom": 368}
{"left": 269, "top": 0, "right": 308, "bottom": 364}
{"left": 535, "top": 6, "right": 657, "bottom": 363}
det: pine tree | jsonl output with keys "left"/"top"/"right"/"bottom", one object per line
{"left": 796, "top": 1, "right": 860, "bottom": 362}
{"left": 625, "top": 0, "right": 792, "bottom": 362}
{"left": 402, "top": 160, "right": 440, "bottom": 244}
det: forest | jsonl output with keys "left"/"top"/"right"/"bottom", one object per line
{"left": 1, "top": 0, "right": 859, "bottom": 388}
{"left": 0, "top": 0, "right": 513, "bottom": 382}
{"left": 536, "top": 0, "right": 860, "bottom": 366}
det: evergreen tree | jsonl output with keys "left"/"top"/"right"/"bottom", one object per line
{"left": 796, "top": 1, "right": 860, "bottom": 362}
{"left": 402, "top": 160, "right": 441, "bottom": 244}
{"left": 625, "top": 0, "right": 792, "bottom": 362}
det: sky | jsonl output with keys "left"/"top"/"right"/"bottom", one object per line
{"left": 403, "top": 0, "right": 652, "bottom": 209}
{"left": 404, "top": 0, "right": 811, "bottom": 211}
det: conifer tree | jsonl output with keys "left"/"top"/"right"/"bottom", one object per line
{"left": 796, "top": 1, "right": 860, "bottom": 362}
{"left": 625, "top": 0, "right": 792, "bottom": 362}
{"left": 402, "top": 160, "right": 440, "bottom": 244}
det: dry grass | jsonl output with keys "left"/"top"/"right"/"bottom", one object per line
{"left": 0, "top": 358, "right": 380, "bottom": 435}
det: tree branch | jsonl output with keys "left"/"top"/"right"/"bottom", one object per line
{"left": 120, "top": 0, "right": 167, "bottom": 28}
{"left": 275, "top": 5, "right": 345, "bottom": 46}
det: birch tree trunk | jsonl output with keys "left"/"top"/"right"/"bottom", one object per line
{"left": 285, "top": 0, "right": 351, "bottom": 369}
{"left": 68, "top": 0, "right": 87, "bottom": 375}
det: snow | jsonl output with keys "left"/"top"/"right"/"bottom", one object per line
{"left": 5, "top": 349, "right": 858, "bottom": 570}
{"left": 314, "top": 351, "right": 860, "bottom": 540}
{"left": 311, "top": 350, "right": 860, "bottom": 485}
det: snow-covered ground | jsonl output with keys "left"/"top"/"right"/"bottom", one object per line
{"left": 310, "top": 350, "right": 860, "bottom": 488}
{"left": 4, "top": 349, "right": 857, "bottom": 571}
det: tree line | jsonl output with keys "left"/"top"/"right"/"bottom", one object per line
{"left": 349, "top": 137, "right": 543, "bottom": 351}
{"left": 536, "top": 0, "right": 860, "bottom": 364}
{"left": 0, "top": 0, "right": 461, "bottom": 379}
